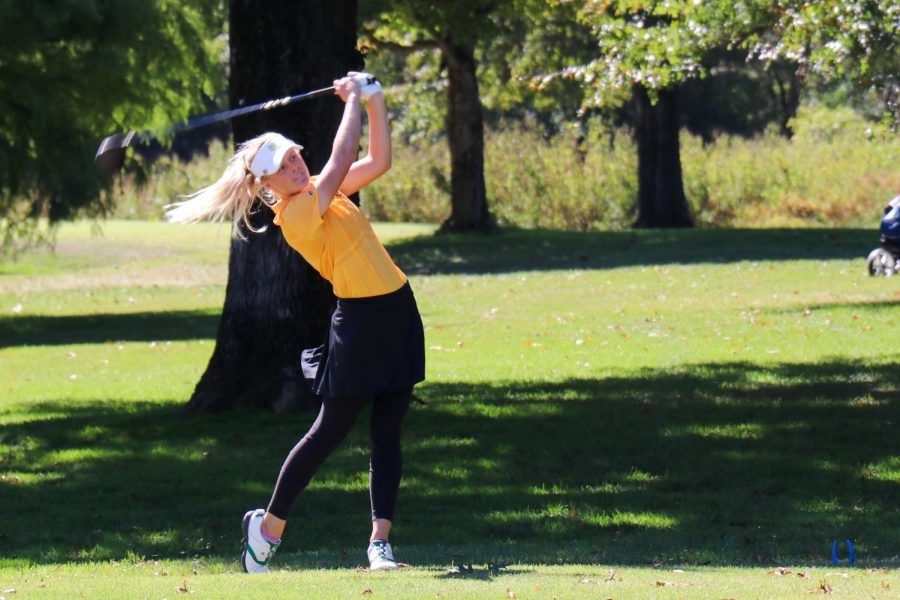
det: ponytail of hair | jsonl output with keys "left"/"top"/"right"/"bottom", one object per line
{"left": 165, "top": 133, "right": 281, "bottom": 239}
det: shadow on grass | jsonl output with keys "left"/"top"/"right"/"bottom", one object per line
{"left": 434, "top": 566, "right": 533, "bottom": 580}
{"left": 1, "top": 357, "right": 897, "bottom": 567}
{"left": 386, "top": 228, "right": 875, "bottom": 275}
{"left": 1, "top": 228, "right": 878, "bottom": 349}
{"left": 0, "top": 310, "right": 220, "bottom": 348}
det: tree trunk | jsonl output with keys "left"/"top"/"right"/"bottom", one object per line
{"left": 187, "top": 0, "right": 363, "bottom": 413}
{"left": 633, "top": 86, "right": 693, "bottom": 228}
{"left": 769, "top": 68, "right": 800, "bottom": 138}
{"left": 438, "top": 41, "right": 492, "bottom": 232}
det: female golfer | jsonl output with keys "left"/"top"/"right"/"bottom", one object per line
{"left": 167, "top": 72, "right": 425, "bottom": 574}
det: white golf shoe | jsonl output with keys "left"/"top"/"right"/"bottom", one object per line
{"left": 241, "top": 509, "right": 280, "bottom": 574}
{"left": 367, "top": 539, "right": 399, "bottom": 570}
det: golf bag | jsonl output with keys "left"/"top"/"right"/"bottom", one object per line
{"left": 867, "top": 195, "right": 900, "bottom": 276}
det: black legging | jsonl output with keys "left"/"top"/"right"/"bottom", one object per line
{"left": 266, "top": 388, "right": 411, "bottom": 521}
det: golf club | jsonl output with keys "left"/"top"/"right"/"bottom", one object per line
{"left": 94, "top": 78, "right": 374, "bottom": 179}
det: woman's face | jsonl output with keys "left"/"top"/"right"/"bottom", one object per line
{"left": 262, "top": 147, "right": 310, "bottom": 198}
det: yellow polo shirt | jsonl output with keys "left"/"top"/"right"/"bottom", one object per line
{"left": 271, "top": 181, "right": 407, "bottom": 299}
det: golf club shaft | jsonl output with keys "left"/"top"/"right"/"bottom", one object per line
{"left": 167, "top": 85, "right": 336, "bottom": 136}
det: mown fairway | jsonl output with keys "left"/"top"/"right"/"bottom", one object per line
{"left": 1, "top": 220, "right": 897, "bottom": 598}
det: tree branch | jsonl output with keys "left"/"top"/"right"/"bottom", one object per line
{"left": 364, "top": 35, "right": 440, "bottom": 56}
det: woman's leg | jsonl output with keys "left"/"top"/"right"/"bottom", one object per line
{"left": 265, "top": 395, "right": 369, "bottom": 533}
{"left": 368, "top": 388, "right": 412, "bottom": 541}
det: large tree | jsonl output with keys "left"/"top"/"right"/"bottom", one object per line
{"left": 572, "top": 0, "right": 898, "bottom": 227}
{"left": 0, "top": 0, "right": 224, "bottom": 250}
{"left": 359, "top": 1, "right": 515, "bottom": 232}
{"left": 185, "top": 0, "right": 363, "bottom": 413}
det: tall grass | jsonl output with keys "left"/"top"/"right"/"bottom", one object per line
{"left": 111, "top": 106, "right": 898, "bottom": 229}
{"left": 110, "top": 141, "right": 234, "bottom": 221}
{"left": 682, "top": 106, "right": 899, "bottom": 227}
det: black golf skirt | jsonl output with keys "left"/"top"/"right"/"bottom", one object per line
{"left": 301, "top": 281, "right": 425, "bottom": 398}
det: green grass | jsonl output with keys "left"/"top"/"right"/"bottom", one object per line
{"left": 1, "top": 220, "right": 898, "bottom": 598}
{"left": 0, "top": 561, "right": 895, "bottom": 599}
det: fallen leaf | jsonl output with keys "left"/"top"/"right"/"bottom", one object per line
{"left": 506, "top": 589, "right": 517, "bottom": 599}
{"left": 882, "top": 581, "right": 890, "bottom": 590}
{"left": 796, "top": 571, "right": 810, "bottom": 579}
{"left": 656, "top": 580, "right": 688, "bottom": 588}
{"left": 176, "top": 579, "right": 190, "bottom": 593}
{"left": 361, "top": 587, "right": 373, "bottom": 595}
{"left": 534, "top": 585, "right": 542, "bottom": 592}
{"left": 768, "top": 567, "right": 792, "bottom": 576}
{"left": 817, "top": 579, "right": 833, "bottom": 594}
{"left": 604, "top": 569, "right": 616, "bottom": 581}
{"left": 578, "top": 577, "right": 593, "bottom": 584}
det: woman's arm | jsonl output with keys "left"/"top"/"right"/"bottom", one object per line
{"left": 339, "top": 85, "right": 391, "bottom": 197}
{"left": 315, "top": 76, "right": 363, "bottom": 215}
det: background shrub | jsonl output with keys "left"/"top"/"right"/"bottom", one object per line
{"left": 112, "top": 106, "right": 898, "bottom": 229}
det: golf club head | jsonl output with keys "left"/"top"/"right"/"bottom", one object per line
{"left": 94, "top": 131, "right": 136, "bottom": 181}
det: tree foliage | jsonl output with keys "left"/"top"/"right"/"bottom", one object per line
{"left": 361, "top": 0, "right": 506, "bottom": 48}
{"left": 569, "top": 0, "right": 897, "bottom": 118}
{"left": 0, "top": 0, "right": 225, "bottom": 248}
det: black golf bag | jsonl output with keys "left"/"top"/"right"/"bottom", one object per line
{"left": 867, "top": 195, "right": 900, "bottom": 276}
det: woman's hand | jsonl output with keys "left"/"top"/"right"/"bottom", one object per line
{"left": 333, "top": 74, "right": 362, "bottom": 102}
{"left": 348, "top": 71, "right": 383, "bottom": 101}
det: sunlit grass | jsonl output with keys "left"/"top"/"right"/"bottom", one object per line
{"left": 0, "top": 220, "right": 898, "bottom": 598}
{"left": 0, "top": 560, "right": 895, "bottom": 599}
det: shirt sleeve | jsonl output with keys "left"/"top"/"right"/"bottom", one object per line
{"left": 279, "top": 183, "right": 324, "bottom": 241}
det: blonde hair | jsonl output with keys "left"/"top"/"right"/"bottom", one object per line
{"left": 165, "top": 132, "right": 287, "bottom": 238}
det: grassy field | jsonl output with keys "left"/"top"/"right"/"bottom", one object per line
{"left": 1, "top": 220, "right": 898, "bottom": 598}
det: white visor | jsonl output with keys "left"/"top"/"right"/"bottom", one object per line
{"left": 249, "top": 133, "right": 303, "bottom": 177}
